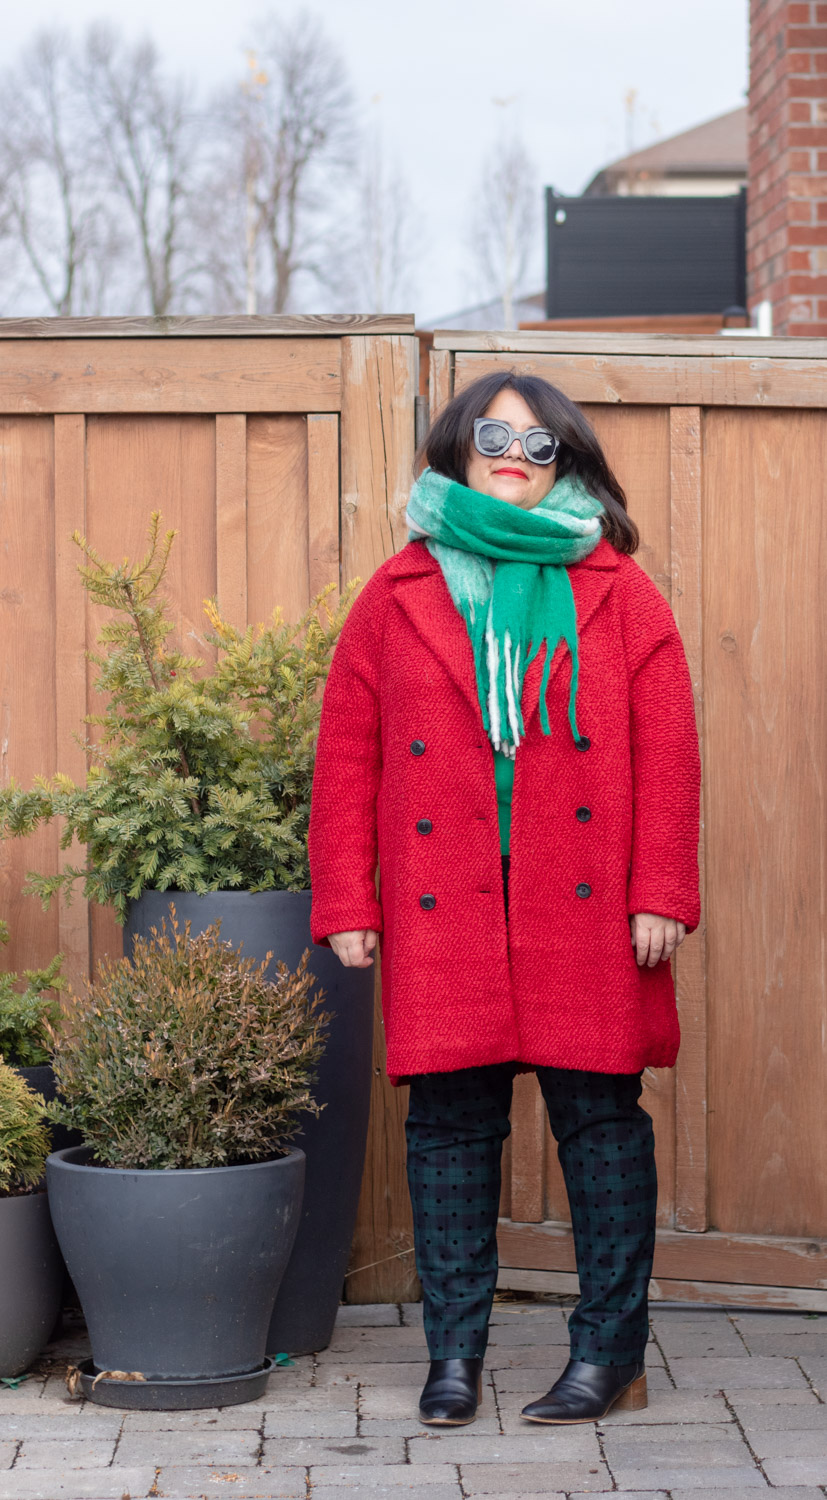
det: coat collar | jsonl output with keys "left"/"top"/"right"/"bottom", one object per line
{"left": 388, "top": 538, "right": 618, "bottom": 733}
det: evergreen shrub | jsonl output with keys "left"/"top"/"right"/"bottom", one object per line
{"left": 0, "top": 514, "right": 358, "bottom": 921}
{"left": 0, "top": 921, "right": 64, "bottom": 1067}
{"left": 0, "top": 1063, "right": 50, "bottom": 1194}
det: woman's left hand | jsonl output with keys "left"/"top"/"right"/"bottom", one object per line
{"left": 630, "top": 912, "right": 687, "bottom": 967}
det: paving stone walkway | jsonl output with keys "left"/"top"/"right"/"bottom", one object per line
{"left": 0, "top": 1298, "right": 825, "bottom": 1499}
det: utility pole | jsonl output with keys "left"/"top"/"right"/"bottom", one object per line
{"left": 241, "top": 51, "right": 268, "bottom": 316}
{"left": 624, "top": 87, "right": 638, "bottom": 156}
{"left": 502, "top": 201, "right": 515, "bottom": 330}
{"left": 493, "top": 95, "right": 518, "bottom": 329}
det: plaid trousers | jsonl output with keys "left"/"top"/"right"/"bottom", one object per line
{"left": 404, "top": 857, "right": 657, "bottom": 1366}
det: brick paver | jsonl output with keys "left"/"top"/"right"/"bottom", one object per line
{"left": 117, "top": 1429, "right": 260, "bottom": 1465}
{"left": 734, "top": 1399, "right": 827, "bottom": 1429}
{"left": 153, "top": 1469, "right": 307, "bottom": 1498}
{"left": 304, "top": 1464, "right": 460, "bottom": 1486}
{"left": 799, "top": 1354, "right": 827, "bottom": 1397}
{"left": 0, "top": 1300, "right": 823, "bottom": 1499}
{"left": 607, "top": 1464, "right": 767, "bottom": 1488}
{"left": 457, "top": 1460, "right": 612, "bottom": 1492}
{"left": 667, "top": 1354, "right": 813, "bottom": 1388}
{"left": 15, "top": 1437, "right": 119, "bottom": 1468}
{"left": 309, "top": 1488, "right": 463, "bottom": 1500}
{"left": 0, "top": 1473, "right": 157, "bottom": 1499}
{"left": 407, "top": 1429, "right": 600, "bottom": 1462}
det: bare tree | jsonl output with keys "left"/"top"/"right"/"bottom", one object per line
{"left": 338, "top": 125, "right": 421, "bottom": 313}
{"left": 0, "top": 12, "right": 358, "bottom": 319}
{"left": 79, "top": 24, "right": 205, "bottom": 315}
{"left": 467, "top": 133, "right": 539, "bottom": 328}
{"left": 0, "top": 29, "right": 119, "bottom": 315}
{"left": 202, "top": 11, "right": 355, "bottom": 314}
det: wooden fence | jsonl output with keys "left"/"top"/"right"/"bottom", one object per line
{"left": 0, "top": 320, "right": 824, "bottom": 1310}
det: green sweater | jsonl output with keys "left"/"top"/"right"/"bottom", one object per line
{"left": 493, "top": 747, "right": 515, "bottom": 855}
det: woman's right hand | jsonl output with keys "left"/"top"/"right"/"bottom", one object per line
{"left": 327, "top": 929, "right": 378, "bottom": 968}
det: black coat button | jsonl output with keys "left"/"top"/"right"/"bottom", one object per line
{"left": 576, "top": 807, "right": 592, "bottom": 822}
{"left": 410, "top": 739, "right": 426, "bottom": 756}
{"left": 575, "top": 736, "right": 591, "bottom": 752}
{"left": 575, "top": 882, "right": 592, "bottom": 898}
{"left": 416, "top": 818, "right": 433, "bottom": 834}
{"left": 419, "top": 893, "right": 436, "bottom": 910}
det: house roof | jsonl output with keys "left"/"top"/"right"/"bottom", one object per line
{"left": 418, "top": 291, "right": 545, "bottom": 332}
{"left": 584, "top": 106, "right": 747, "bottom": 192}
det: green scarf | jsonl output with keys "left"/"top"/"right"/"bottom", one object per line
{"left": 405, "top": 467, "right": 604, "bottom": 756}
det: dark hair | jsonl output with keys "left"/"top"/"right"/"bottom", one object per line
{"left": 418, "top": 370, "right": 638, "bottom": 555}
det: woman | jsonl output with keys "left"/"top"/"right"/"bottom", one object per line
{"left": 308, "top": 371, "right": 700, "bottom": 1428}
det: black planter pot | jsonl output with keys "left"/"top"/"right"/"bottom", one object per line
{"left": 15, "top": 1065, "right": 83, "bottom": 1155}
{"left": 0, "top": 1189, "right": 64, "bottom": 1377}
{"left": 125, "top": 890, "right": 374, "bottom": 1356}
{"left": 46, "top": 1145, "right": 305, "bottom": 1408}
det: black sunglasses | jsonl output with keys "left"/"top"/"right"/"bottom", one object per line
{"left": 473, "top": 417, "right": 560, "bottom": 466}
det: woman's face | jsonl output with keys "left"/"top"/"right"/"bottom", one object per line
{"left": 464, "top": 389, "right": 558, "bottom": 509}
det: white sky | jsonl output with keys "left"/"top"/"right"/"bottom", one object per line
{"left": 1, "top": 0, "right": 749, "bottom": 320}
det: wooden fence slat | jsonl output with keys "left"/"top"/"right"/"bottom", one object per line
{"left": 428, "top": 349, "right": 453, "bottom": 425}
{"left": 497, "top": 1268, "right": 827, "bottom": 1313}
{"left": 0, "top": 314, "right": 416, "bottom": 339}
{"left": 307, "top": 414, "right": 340, "bottom": 606}
{"left": 509, "top": 1073, "right": 546, "bottom": 1223}
{"left": 453, "top": 351, "right": 827, "bottom": 408}
{"left": 702, "top": 408, "right": 827, "bottom": 1239}
{"left": 341, "top": 334, "right": 419, "bottom": 1303}
{"left": 340, "top": 335, "right": 419, "bottom": 573}
{"left": 84, "top": 413, "right": 217, "bottom": 974}
{"left": 215, "top": 415, "right": 247, "bottom": 631}
{"left": 669, "top": 407, "right": 708, "bottom": 1233}
{"left": 0, "top": 419, "right": 60, "bottom": 980}
{"left": 497, "top": 1219, "right": 827, "bottom": 1291}
{"left": 344, "top": 956, "right": 420, "bottom": 1307}
{"left": 435, "top": 330, "right": 827, "bottom": 359}
{"left": 0, "top": 340, "right": 342, "bottom": 415}
{"left": 246, "top": 416, "right": 309, "bottom": 628}
{"left": 53, "top": 414, "right": 91, "bottom": 987}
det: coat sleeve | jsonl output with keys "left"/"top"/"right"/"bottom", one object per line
{"left": 307, "top": 566, "right": 388, "bottom": 947}
{"left": 619, "top": 559, "right": 701, "bottom": 933}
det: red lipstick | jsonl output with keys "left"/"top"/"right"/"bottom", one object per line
{"left": 494, "top": 467, "right": 527, "bottom": 479}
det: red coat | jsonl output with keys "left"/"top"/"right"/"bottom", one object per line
{"left": 308, "top": 537, "right": 701, "bottom": 1082}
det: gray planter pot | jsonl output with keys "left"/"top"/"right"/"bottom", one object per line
{"left": 126, "top": 891, "right": 374, "bottom": 1355}
{"left": 0, "top": 1189, "right": 64, "bottom": 1378}
{"left": 15, "top": 1065, "right": 83, "bottom": 1156}
{"left": 13, "top": 1065, "right": 82, "bottom": 1309}
{"left": 46, "top": 1145, "right": 305, "bottom": 1408}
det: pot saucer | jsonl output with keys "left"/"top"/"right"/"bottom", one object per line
{"left": 76, "top": 1355, "right": 276, "bottom": 1410}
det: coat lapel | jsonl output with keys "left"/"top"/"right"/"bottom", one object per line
{"left": 392, "top": 561, "right": 482, "bottom": 722}
{"left": 389, "top": 539, "right": 618, "bottom": 732}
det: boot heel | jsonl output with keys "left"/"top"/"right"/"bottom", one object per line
{"left": 613, "top": 1371, "right": 647, "bottom": 1411}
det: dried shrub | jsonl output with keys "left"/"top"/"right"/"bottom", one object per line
{"left": 49, "top": 910, "right": 329, "bottom": 1171}
{"left": 0, "top": 1062, "right": 50, "bottom": 1195}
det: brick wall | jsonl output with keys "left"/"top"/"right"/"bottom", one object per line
{"left": 749, "top": 0, "right": 827, "bottom": 334}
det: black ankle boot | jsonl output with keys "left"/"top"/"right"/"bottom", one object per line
{"left": 418, "top": 1356, "right": 483, "bottom": 1425}
{"left": 521, "top": 1357, "right": 647, "bottom": 1424}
